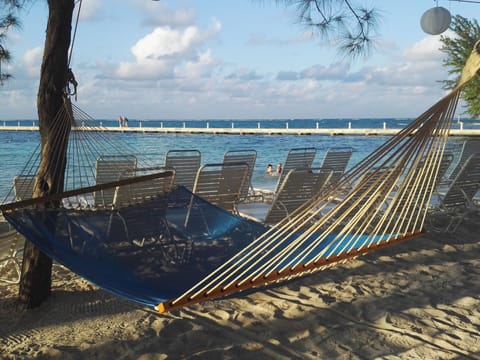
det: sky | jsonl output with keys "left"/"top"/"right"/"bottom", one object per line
{"left": 1, "top": 0, "right": 479, "bottom": 120}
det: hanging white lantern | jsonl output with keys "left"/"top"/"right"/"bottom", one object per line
{"left": 420, "top": 6, "right": 452, "bottom": 35}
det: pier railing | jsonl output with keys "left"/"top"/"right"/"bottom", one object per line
{"left": 1, "top": 122, "right": 479, "bottom": 137}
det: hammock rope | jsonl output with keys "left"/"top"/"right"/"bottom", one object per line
{"left": 157, "top": 44, "right": 480, "bottom": 312}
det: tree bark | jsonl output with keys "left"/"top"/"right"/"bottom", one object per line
{"left": 18, "top": 0, "right": 74, "bottom": 308}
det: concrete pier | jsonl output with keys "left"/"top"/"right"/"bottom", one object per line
{"left": 0, "top": 125, "right": 478, "bottom": 137}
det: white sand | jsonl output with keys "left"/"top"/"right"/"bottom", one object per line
{"left": 1, "top": 211, "right": 480, "bottom": 359}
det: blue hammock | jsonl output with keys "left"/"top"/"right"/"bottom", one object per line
{"left": 4, "top": 186, "right": 267, "bottom": 306}
{"left": 4, "top": 185, "right": 395, "bottom": 308}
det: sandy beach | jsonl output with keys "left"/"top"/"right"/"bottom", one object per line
{"left": 1, "top": 210, "right": 479, "bottom": 359}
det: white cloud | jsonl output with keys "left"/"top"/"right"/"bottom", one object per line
{"left": 115, "top": 58, "right": 175, "bottom": 79}
{"left": 132, "top": 26, "right": 202, "bottom": 59}
{"left": 78, "top": 0, "right": 103, "bottom": 21}
{"left": 109, "top": 19, "right": 221, "bottom": 81}
{"left": 276, "top": 63, "right": 350, "bottom": 82}
{"left": 0, "top": 88, "right": 37, "bottom": 118}
{"left": 344, "top": 36, "right": 447, "bottom": 89}
{"left": 179, "top": 50, "right": 218, "bottom": 79}
{"left": 22, "top": 47, "right": 42, "bottom": 78}
{"left": 402, "top": 35, "right": 444, "bottom": 62}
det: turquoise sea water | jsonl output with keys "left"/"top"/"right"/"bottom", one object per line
{"left": 0, "top": 119, "right": 470, "bottom": 199}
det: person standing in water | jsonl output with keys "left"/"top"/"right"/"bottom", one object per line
{"left": 266, "top": 164, "right": 273, "bottom": 175}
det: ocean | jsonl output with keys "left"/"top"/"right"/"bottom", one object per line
{"left": 0, "top": 118, "right": 472, "bottom": 199}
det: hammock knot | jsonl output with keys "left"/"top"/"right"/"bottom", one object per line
{"left": 65, "top": 68, "right": 78, "bottom": 100}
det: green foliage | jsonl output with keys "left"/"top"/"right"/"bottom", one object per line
{"left": 273, "top": 0, "right": 381, "bottom": 58}
{"left": 440, "top": 15, "right": 480, "bottom": 118}
{"left": 0, "top": 0, "right": 28, "bottom": 84}
{"left": 0, "top": 1, "right": 25, "bottom": 45}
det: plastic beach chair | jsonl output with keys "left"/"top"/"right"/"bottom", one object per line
{"left": 0, "top": 175, "right": 34, "bottom": 282}
{"left": 106, "top": 167, "right": 177, "bottom": 248}
{"left": 13, "top": 175, "right": 37, "bottom": 201}
{"left": 447, "top": 139, "right": 480, "bottom": 182}
{"left": 265, "top": 167, "right": 332, "bottom": 224}
{"left": 0, "top": 221, "right": 24, "bottom": 284}
{"left": 320, "top": 147, "right": 353, "bottom": 185}
{"left": 192, "top": 162, "right": 250, "bottom": 213}
{"left": 112, "top": 167, "right": 176, "bottom": 208}
{"left": 223, "top": 149, "right": 257, "bottom": 201}
{"left": 275, "top": 147, "right": 317, "bottom": 192}
{"left": 94, "top": 155, "right": 137, "bottom": 208}
{"left": 428, "top": 152, "right": 480, "bottom": 233}
{"left": 239, "top": 167, "right": 332, "bottom": 224}
{"left": 165, "top": 149, "right": 201, "bottom": 191}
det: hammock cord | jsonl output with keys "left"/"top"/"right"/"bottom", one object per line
{"left": 163, "top": 46, "right": 480, "bottom": 311}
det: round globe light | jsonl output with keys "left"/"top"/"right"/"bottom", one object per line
{"left": 420, "top": 7, "right": 452, "bottom": 35}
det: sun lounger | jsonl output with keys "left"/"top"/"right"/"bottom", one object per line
{"left": 192, "top": 162, "right": 250, "bottom": 213}
{"left": 275, "top": 147, "right": 317, "bottom": 192}
{"left": 165, "top": 149, "right": 201, "bottom": 191}
{"left": 447, "top": 139, "right": 480, "bottom": 183}
{"left": 428, "top": 152, "right": 480, "bottom": 232}
{"left": 94, "top": 155, "right": 137, "bottom": 208}
{"left": 0, "top": 221, "right": 24, "bottom": 284}
{"left": 320, "top": 147, "right": 353, "bottom": 185}
{"left": 112, "top": 167, "right": 176, "bottom": 207}
{"left": 105, "top": 168, "right": 177, "bottom": 248}
{"left": 13, "top": 175, "right": 36, "bottom": 201}
{"left": 239, "top": 167, "right": 332, "bottom": 224}
{"left": 265, "top": 167, "right": 333, "bottom": 224}
{"left": 223, "top": 149, "right": 257, "bottom": 201}
{"left": 0, "top": 175, "right": 34, "bottom": 282}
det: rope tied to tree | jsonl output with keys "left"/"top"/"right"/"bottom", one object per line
{"left": 64, "top": 0, "right": 82, "bottom": 100}
{"left": 65, "top": 67, "right": 78, "bottom": 100}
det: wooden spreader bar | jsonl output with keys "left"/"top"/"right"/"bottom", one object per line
{"left": 157, "top": 231, "right": 423, "bottom": 313}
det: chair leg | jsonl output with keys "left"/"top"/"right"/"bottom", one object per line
{"left": 0, "top": 258, "right": 22, "bottom": 284}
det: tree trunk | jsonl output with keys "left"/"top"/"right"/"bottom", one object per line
{"left": 18, "top": 0, "right": 74, "bottom": 308}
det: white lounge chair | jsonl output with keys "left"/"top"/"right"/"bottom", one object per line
{"left": 192, "top": 162, "right": 250, "bottom": 213}
{"left": 0, "top": 175, "right": 35, "bottom": 283}
{"left": 112, "top": 167, "right": 176, "bottom": 208}
{"left": 94, "top": 155, "right": 137, "bottom": 208}
{"left": 107, "top": 167, "right": 177, "bottom": 248}
{"left": 13, "top": 175, "right": 36, "bottom": 201}
{"left": 275, "top": 147, "right": 317, "bottom": 192}
{"left": 165, "top": 149, "right": 201, "bottom": 191}
{"left": 0, "top": 221, "right": 24, "bottom": 284}
{"left": 320, "top": 147, "right": 353, "bottom": 185}
{"left": 223, "top": 149, "right": 257, "bottom": 201}
{"left": 239, "top": 167, "right": 332, "bottom": 224}
{"left": 447, "top": 139, "right": 480, "bottom": 183}
{"left": 428, "top": 152, "right": 480, "bottom": 232}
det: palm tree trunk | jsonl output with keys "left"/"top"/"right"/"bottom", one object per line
{"left": 18, "top": 0, "right": 74, "bottom": 308}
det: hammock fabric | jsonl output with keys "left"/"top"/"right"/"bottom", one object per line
{"left": 2, "top": 42, "right": 480, "bottom": 313}
{"left": 2, "top": 185, "right": 399, "bottom": 307}
{"left": 4, "top": 186, "right": 267, "bottom": 306}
